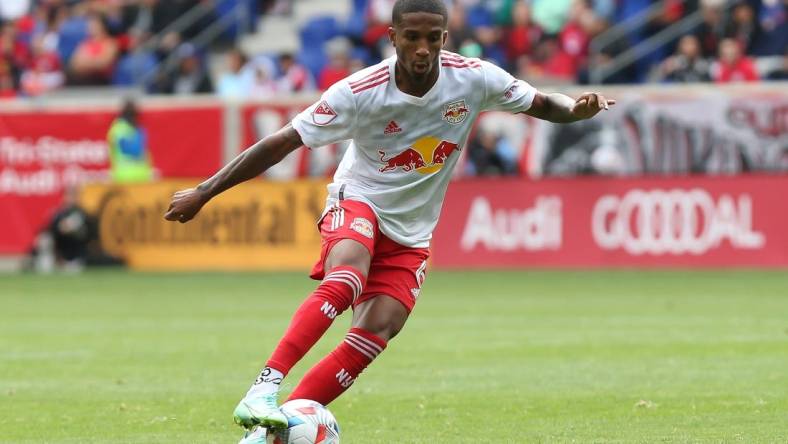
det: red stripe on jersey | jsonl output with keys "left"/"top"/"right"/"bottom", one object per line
{"left": 442, "top": 62, "right": 481, "bottom": 69}
{"left": 348, "top": 66, "right": 388, "bottom": 87}
{"left": 441, "top": 52, "right": 472, "bottom": 62}
{"left": 440, "top": 52, "right": 465, "bottom": 60}
{"left": 441, "top": 52, "right": 481, "bottom": 67}
{"left": 349, "top": 71, "right": 389, "bottom": 90}
{"left": 351, "top": 76, "right": 390, "bottom": 94}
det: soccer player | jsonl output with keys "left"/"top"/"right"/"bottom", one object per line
{"left": 164, "top": 0, "right": 614, "bottom": 437}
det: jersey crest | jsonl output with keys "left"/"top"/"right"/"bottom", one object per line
{"left": 312, "top": 101, "right": 337, "bottom": 126}
{"left": 443, "top": 99, "right": 469, "bottom": 125}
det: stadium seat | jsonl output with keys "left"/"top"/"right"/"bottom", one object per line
{"left": 112, "top": 51, "right": 158, "bottom": 86}
{"left": 299, "top": 16, "right": 341, "bottom": 47}
{"left": 466, "top": 5, "right": 493, "bottom": 28}
{"left": 215, "top": 0, "right": 257, "bottom": 42}
{"left": 350, "top": 46, "right": 373, "bottom": 65}
{"left": 352, "top": 0, "right": 370, "bottom": 15}
{"left": 344, "top": 8, "right": 368, "bottom": 39}
{"left": 57, "top": 16, "right": 89, "bottom": 64}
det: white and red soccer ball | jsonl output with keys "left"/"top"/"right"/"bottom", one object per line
{"left": 267, "top": 399, "right": 340, "bottom": 444}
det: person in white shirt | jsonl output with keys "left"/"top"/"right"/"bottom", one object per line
{"left": 164, "top": 0, "right": 614, "bottom": 439}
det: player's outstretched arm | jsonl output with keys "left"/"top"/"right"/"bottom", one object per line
{"left": 164, "top": 123, "right": 303, "bottom": 223}
{"left": 524, "top": 91, "right": 616, "bottom": 123}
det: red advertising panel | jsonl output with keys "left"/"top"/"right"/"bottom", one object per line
{"left": 0, "top": 104, "right": 222, "bottom": 254}
{"left": 432, "top": 176, "right": 788, "bottom": 268}
{"left": 142, "top": 106, "right": 223, "bottom": 177}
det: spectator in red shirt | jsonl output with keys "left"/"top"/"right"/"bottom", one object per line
{"left": 559, "top": 0, "right": 602, "bottom": 74}
{"left": 69, "top": 13, "right": 119, "bottom": 84}
{"left": 518, "top": 36, "right": 576, "bottom": 84}
{"left": 502, "top": 2, "right": 542, "bottom": 67}
{"left": 318, "top": 37, "right": 351, "bottom": 91}
{"left": 712, "top": 37, "right": 759, "bottom": 83}
{"left": 20, "top": 34, "right": 64, "bottom": 96}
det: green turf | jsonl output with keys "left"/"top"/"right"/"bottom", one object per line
{"left": 1, "top": 269, "right": 787, "bottom": 443}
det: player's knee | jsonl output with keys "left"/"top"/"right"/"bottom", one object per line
{"left": 319, "top": 265, "right": 367, "bottom": 310}
{"left": 355, "top": 316, "right": 405, "bottom": 342}
{"left": 333, "top": 256, "right": 369, "bottom": 276}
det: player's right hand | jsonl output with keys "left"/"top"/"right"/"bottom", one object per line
{"left": 164, "top": 187, "right": 209, "bottom": 223}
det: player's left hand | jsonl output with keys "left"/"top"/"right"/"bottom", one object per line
{"left": 571, "top": 92, "right": 616, "bottom": 120}
{"left": 164, "top": 187, "right": 209, "bottom": 223}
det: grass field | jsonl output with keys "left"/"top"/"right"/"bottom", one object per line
{"left": 1, "top": 269, "right": 787, "bottom": 443}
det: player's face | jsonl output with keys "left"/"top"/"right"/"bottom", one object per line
{"left": 389, "top": 12, "right": 447, "bottom": 80}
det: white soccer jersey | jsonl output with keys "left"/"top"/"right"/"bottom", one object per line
{"left": 291, "top": 51, "right": 537, "bottom": 248}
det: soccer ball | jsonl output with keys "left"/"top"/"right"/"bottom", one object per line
{"left": 267, "top": 399, "right": 340, "bottom": 444}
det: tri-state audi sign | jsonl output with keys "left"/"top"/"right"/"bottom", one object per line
{"left": 432, "top": 176, "right": 788, "bottom": 268}
{"left": 0, "top": 104, "right": 222, "bottom": 254}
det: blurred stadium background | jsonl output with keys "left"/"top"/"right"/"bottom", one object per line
{"left": 1, "top": 0, "right": 787, "bottom": 443}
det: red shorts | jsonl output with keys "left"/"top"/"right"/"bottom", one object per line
{"left": 310, "top": 199, "right": 430, "bottom": 313}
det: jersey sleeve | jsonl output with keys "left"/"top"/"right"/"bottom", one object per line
{"left": 480, "top": 60, "right": 537, "bottom": 113}
{"left": 291, "top": 82, "right": 356, "bottom": 148}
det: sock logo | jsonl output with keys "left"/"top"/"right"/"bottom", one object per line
{"left": 320, "top": 301, "right": 338, "bottom": 319}
{"left": 254, "top": 367, "right": 282, "bottom": 386}
{"left": 335, "top": 368, "right": 355, "bottom": 388}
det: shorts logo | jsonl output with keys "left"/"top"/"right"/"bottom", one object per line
{"left": 410, "top": 260, "right": 427, "bottom": 299}
{"left": 350, "top": 217, "right": 374, "bottom": 239}
{"left": 312, "top": 100, "right": 337, "bottom": 126}
{"left": 443, "top": 99, "right": 469, "bottom": 125}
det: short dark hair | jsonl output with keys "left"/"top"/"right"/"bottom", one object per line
{"left": 392, "top": 0, "right": 448, "bottom": 27}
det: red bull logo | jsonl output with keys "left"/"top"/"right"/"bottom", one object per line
{"left": 443, "top": 99, "right": 470, "bottom": 125}
{"left": 379, "top": 136, "right": 460, "bottom": 174}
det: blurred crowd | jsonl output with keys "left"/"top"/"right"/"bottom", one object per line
{"left": 363, "top": 0, "right": 786, "bottom": 84}
{"left": 0, "top": 0, "right": 785, "bottom": 99}
{"left": 215, "top": 0, "right": 785, "bottom": 106}
{"left": 0, "top": 0, "right": 270, "bottom": 97}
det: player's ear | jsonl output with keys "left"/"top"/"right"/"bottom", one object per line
{"left": 388, "top": 27, "right": 396, "bottom": 47}
{"left": 442, "top": 30, "right": 448, "bottom": 47}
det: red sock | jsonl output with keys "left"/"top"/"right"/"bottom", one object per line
{"left": 266, "top": 267, "right": 365, "bottom": 374}
{"left": 288, "top": 327, "right": 387, "bottom": 405}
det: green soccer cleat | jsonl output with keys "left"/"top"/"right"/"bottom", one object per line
{"left": 233, "top": 392, "right": 288, "bottom": 430}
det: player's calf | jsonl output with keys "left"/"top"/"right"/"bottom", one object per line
{"left": 266, "top": 266, "right": 367, "bottom": 373}
{"left": 287, "top": 327, "right": 388, "bottom": 405}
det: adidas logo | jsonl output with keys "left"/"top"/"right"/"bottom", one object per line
{"left": 384, "top": 120, "right": 402, "bottom": 135}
